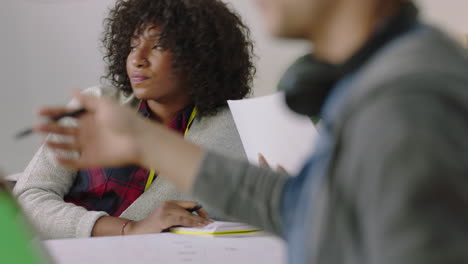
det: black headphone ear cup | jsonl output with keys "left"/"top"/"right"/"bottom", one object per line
{"left": 279, "top": 54, "right": 340, "bottom": 117}
{"left": 279, "top": 2, "right": 417, "bottom": 118}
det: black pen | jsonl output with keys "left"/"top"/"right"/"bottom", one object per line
{"left": 15, "top": 108, "right": 88, "bottom": 139}
{"left": 187, "top": 204, "right": 203, "bottom": 214}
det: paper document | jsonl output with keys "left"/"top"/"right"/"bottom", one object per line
{"left": 46, "top": 233, "right": 286, "bottom": 264}
{"left": 170, "top": 221, "right": 261, "bottom": 236}
{"left": 228, "top": 93, "right": 318, "bottom": 175}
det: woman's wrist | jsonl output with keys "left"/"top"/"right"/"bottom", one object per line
{"left": 92, "top": 216, "right": 133, "bottom": 237}
{"left": 124, "top": 218, "right": 164, "bottom": 235}
{"left": 121, "top": 220, "right": 134, "bottom": 235}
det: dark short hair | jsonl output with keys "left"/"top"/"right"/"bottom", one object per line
{"left": 102, "top": 0, "right": 256, "bottom": 116}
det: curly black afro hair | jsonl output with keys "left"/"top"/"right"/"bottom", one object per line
{"left": 102, "top": 0, "right": 256, "bottom": 116}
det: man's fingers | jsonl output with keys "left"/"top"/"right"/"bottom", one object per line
{"left": 46, "top": 141, "right": 80, "bottom": 152}
{"left": 56, "top": 157, "right": 83, "bottom": 169}
{"left": 37, "top": 107, "right": 75, "bottom": 118}
{"left": 276, "top": 165, "right": 288, "bottom": 174}
{"left": 258, "top": 153, "right": 270, "bottom": 168}
{"left": 259, "top": 154, "right": 288, "bottom": 174}
{"left": 34, "top": 123, "right": 78, "bottom": 136}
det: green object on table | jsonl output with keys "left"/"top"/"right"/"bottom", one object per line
{"left": 0, "top": 188, "right": 48, "bottom": 264}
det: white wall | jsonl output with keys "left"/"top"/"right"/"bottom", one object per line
{"left": 0, "top": 0, "right": 467, "bottom": 174}
{"left": 0, "top": 0, "right": 115, "bottom": 174}
{"left": 415, "top": 0, "right": 468, "bottom": 35}
{"left": 225, "top": 1, "right": 309, "bottom": 96}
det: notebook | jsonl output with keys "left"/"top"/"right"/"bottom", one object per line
{"left": 170, "top": 221, "right": 262, "bottom": 236}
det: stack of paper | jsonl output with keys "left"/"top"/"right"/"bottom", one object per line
{"left": 170, "top": 221, "right": 261, "bottom": 236}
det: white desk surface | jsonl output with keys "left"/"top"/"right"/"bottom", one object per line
{"left": 45, "top": 233, "right": 286, "bottom": 264}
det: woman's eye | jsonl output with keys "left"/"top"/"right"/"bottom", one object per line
{"left": 130, "top": 44, "right": 138, "bottom": 51}
{"left": 153, "top": 45, "right": 163, "bottom": 51}
{"left": 130, "top": 40, "right": 139, "bottom": 51}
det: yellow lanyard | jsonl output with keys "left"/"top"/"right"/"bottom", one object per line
{"left": 144, "top": 107, "right": 198, "bottom": 191}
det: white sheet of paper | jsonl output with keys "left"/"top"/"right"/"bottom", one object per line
{"left": 45, "top": 233, "right": 286, "bottom": 264}
{"left": 228, "top": 92, "right": 318, "bottom": 175}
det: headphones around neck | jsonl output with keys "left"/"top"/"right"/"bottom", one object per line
{"left": 279, "top": 1, "right": 418, "bottom": 117}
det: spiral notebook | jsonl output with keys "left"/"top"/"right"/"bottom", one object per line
{"left": 170, "top": 221, "right": 261, "bottom": 236}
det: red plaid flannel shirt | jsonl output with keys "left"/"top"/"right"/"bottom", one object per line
{"left": 64, "top": 101, "right": 193, "bottom": 216}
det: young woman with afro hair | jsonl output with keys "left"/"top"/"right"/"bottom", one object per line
{"left": 14, "top": 0, "right": 255, "bottom": 238}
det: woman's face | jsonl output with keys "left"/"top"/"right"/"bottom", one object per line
{"left": 126, "top": 25, "right": 185, "bottom": 102}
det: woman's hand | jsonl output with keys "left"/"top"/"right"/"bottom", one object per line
{"left": 125, "top": 201, "right": 212, "bottom": 235}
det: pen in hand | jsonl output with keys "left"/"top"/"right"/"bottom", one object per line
{"left": 187, "top": 204, "right": 203, "bottom": 214}
{"left": 15, "top": 108, "right": 88, "bottom": 139}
